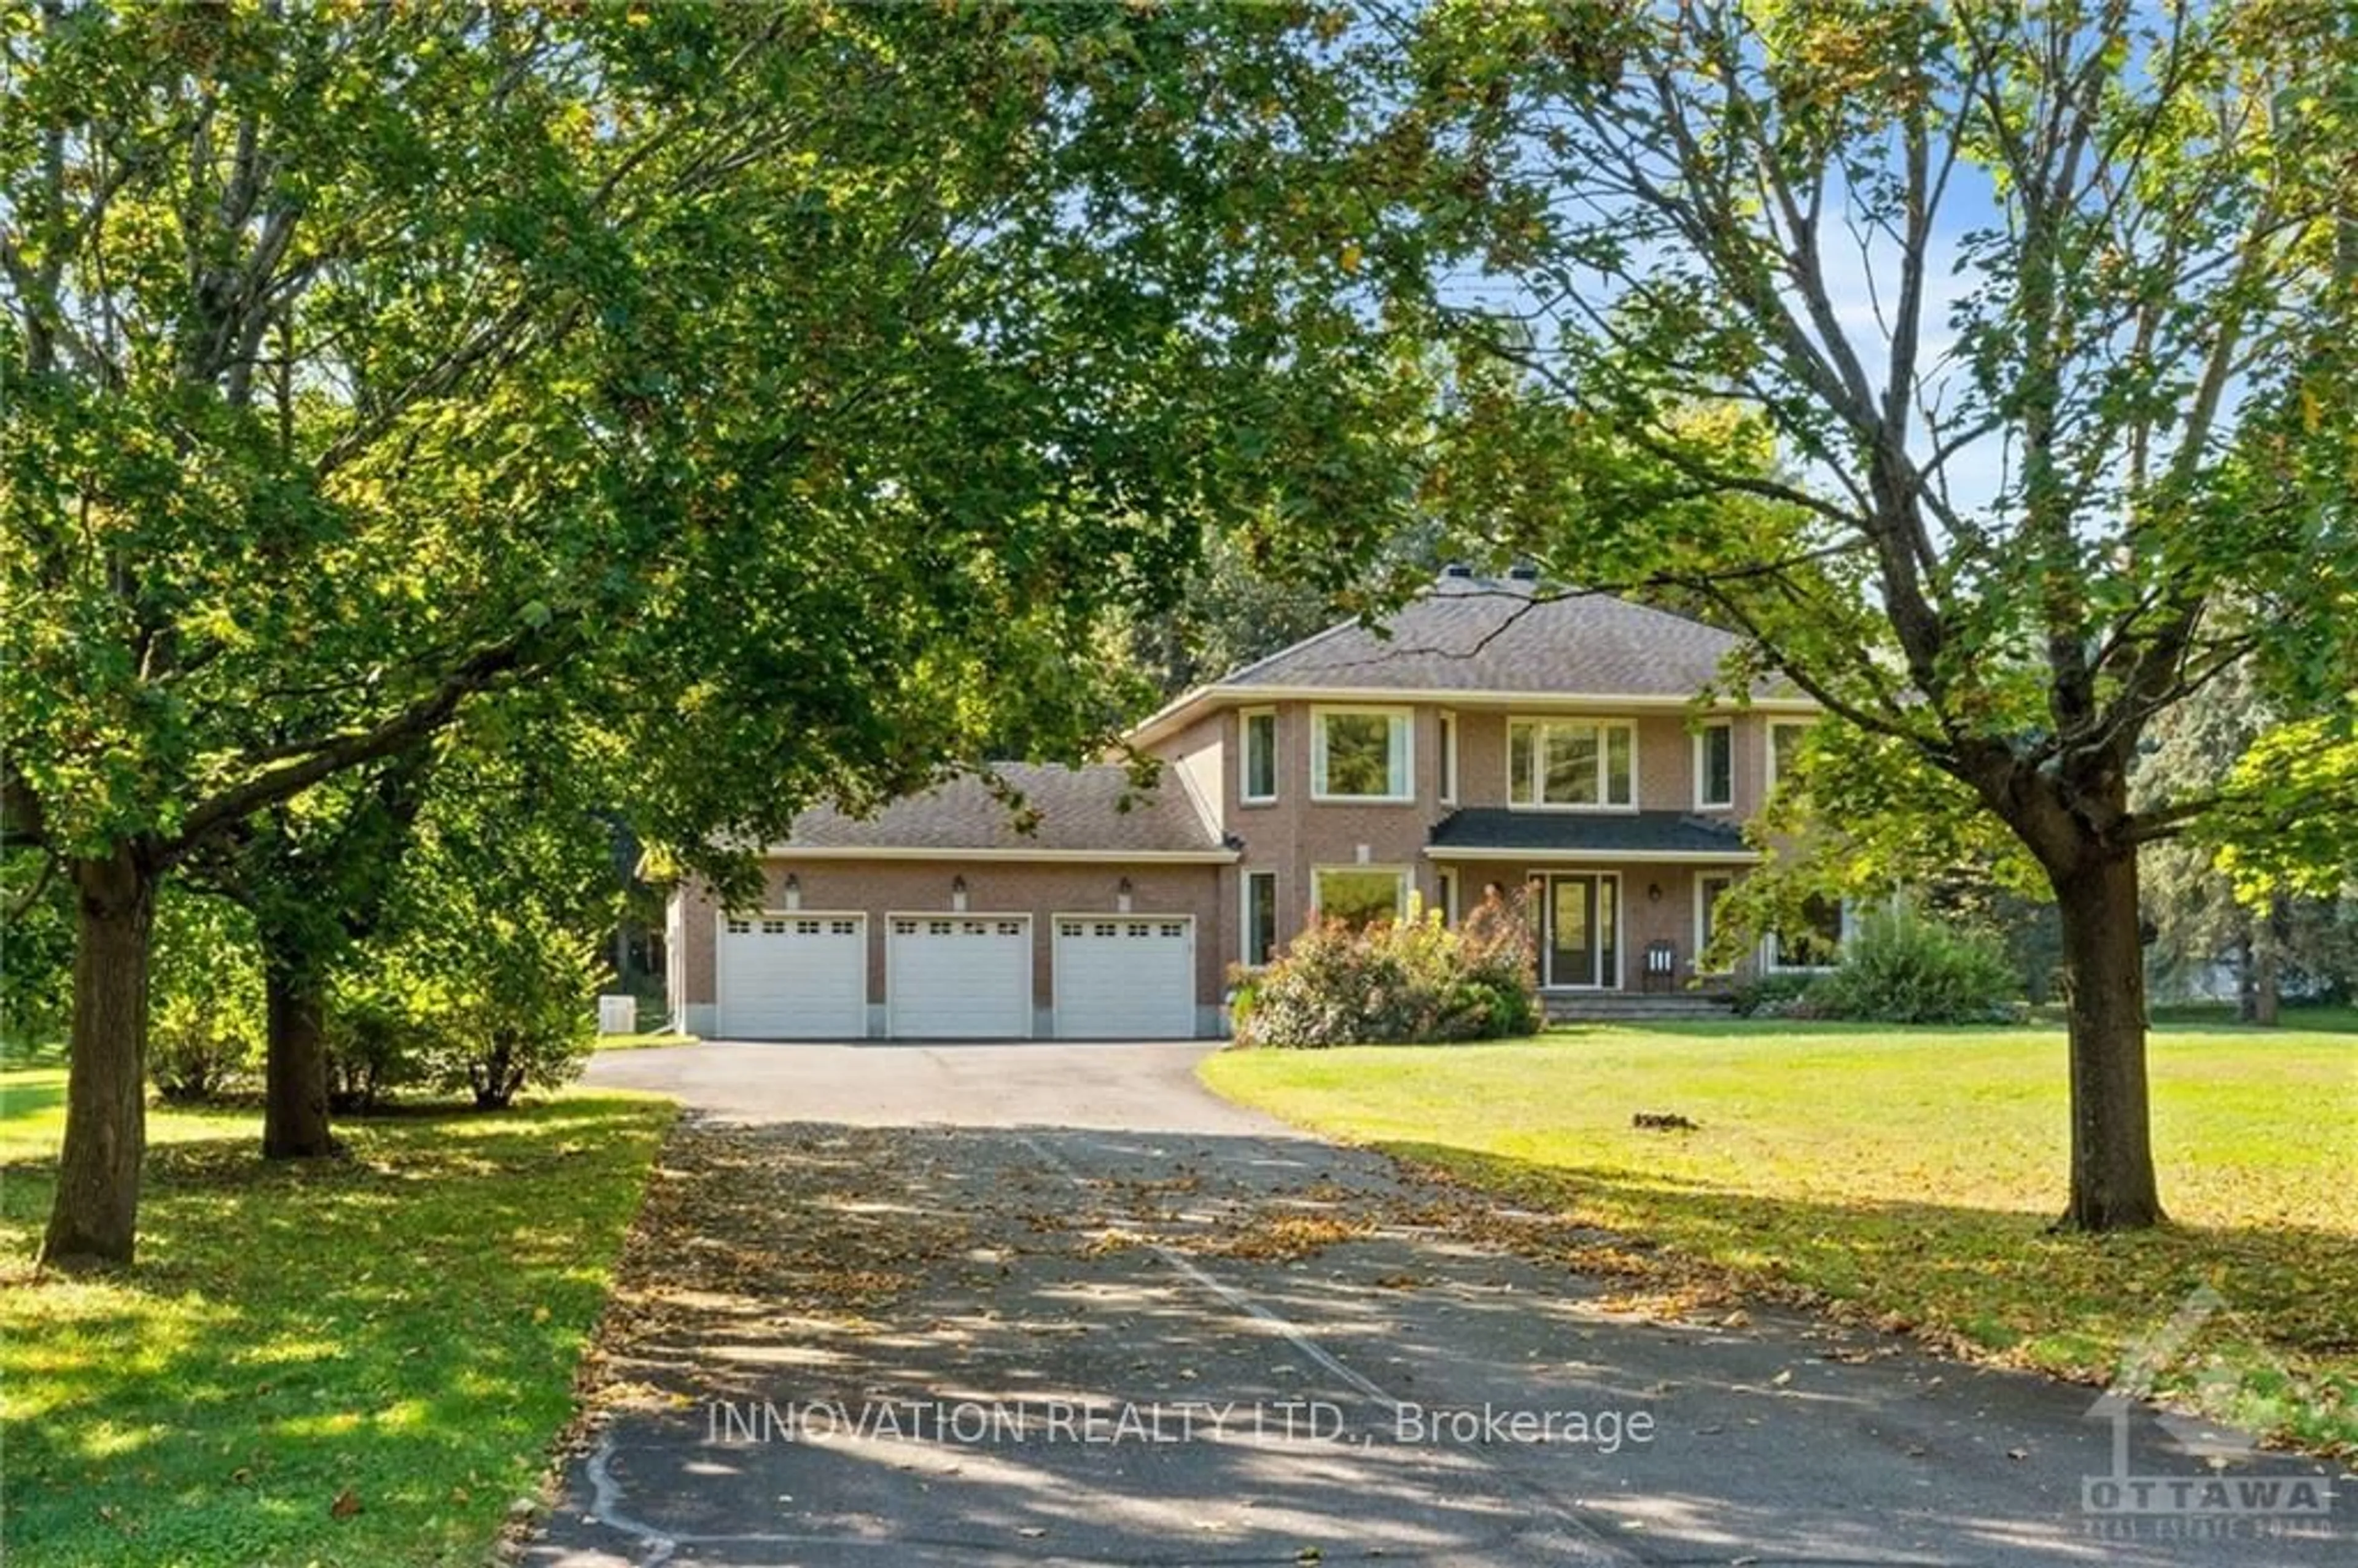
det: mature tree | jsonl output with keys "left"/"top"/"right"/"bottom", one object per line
{"left": 1, "top": 6, "right": 1422, "bottom": 1266}
{"left": 1392, "top": 0, "right": 2357, "bottom": 1227}
{"left": 178, "top": 753, "right": 433, "bottom": 1157}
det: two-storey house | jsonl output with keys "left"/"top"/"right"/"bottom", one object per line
{"left": 666, "top": 571, "right": 1826, "bottom": 1039}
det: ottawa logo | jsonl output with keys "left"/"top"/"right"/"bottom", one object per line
{"left": 2081, "top": 1284, "right": 2340, "bottom": 1542}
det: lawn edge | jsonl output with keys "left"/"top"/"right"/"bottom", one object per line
{"left": 1196, "top": 1054, "right": 2358, "bottom": 1469}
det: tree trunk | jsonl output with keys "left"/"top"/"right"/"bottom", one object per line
{"left": 2050, "top": 846, "right": 2166, "bottom": 1231}
{"left": 41, "top": 846, "right": 158, "bottom": 1271}
{"left": 2252, "top": 898, "right": 2282, "bottom": 1027}
{"left": 262, "top": 953, "right": 340, "bottom": 1160}
{"left": 2235, "top": 926, "right": 2260, "bottom": 1023}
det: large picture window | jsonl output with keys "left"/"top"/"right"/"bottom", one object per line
{"left": 1312, "top": 708, "right": 1412, "bottom": 801}
{"left": 1509, "top": 718, "right": 1635, "bottom": 807}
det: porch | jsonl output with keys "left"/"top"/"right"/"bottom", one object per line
{"left": 1429, "top": 808, "right": 1762, "bottom": 998}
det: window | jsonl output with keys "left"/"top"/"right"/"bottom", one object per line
{"left": 1768, "top": 894, "right": 1845, "bottom": 971}
{"left": 1768, "top": 720, "right": 1812, "bottom": 793}
{"left": 1312, "top": 707, "right": 1412, "bottom": 801}
{"left": 1695, "top": 722, "right": 1734, "bottom": 810}
{"left": 1694, "top": 872, "right": 1735, "bottom": 972}
{"left": 1438, "top": 712, "right": 1458, "bottom": 805}
{"left": 1241, "top": 708, "right": 1278, "bottom": 803}
{"left": 1313, "top": 867, "right": 1408, "bottom": 928}
{"left": 1244, "top": 871, "right": 1278, "bottom": 966}
{"left": 1438, "top": 867, "right": 1458, "bottom": 925}
{"left": 1508, "top": 718, "right": 1635, "bottom": 808}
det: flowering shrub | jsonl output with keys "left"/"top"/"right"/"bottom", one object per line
{"left": 1230, "top": 890, "right": 1538, "bottom": 1048}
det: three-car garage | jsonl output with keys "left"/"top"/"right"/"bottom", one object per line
{"left": 674, "top": 763, "right": 1231, "bottom": 1042}
{"left": 709, "top": 908, "right": 1200, "bottom": 1041}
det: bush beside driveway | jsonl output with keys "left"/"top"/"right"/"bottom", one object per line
{"left": 1200, "top": 1017, "right": 2358, "bottom": 1461}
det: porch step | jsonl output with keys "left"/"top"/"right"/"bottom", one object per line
{"left": 1544, "top": 992, "right": 1737, "bottom": 1024}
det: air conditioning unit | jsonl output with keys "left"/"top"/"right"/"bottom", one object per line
{"left": 596, "top": 994, "right": 637, "bottom": 1036}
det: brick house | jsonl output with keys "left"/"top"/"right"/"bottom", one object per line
{"left": 666, "top": 571, "right": 1832, "bottom": 1039}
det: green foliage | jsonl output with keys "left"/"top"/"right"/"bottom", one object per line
{"left": 0, "top": 860, "right": 71, "bottom": 1049}
{"left": 1232, "top": 892, "right": 1537, "bottom": 1049}
{"left": 2212, "top": 702, "right": 2358, "bottom": 901}
{"left": 146, "top": 893, "right": 265, "bottom": 1103}
{"left": 4, "top": 2, "right": 1442, "bottom": 1258}
{"left": 435, "top": 912, "right": 604, "bottom": 1111}
{"left": 321, "top": 977, "right": 424, "bottom": 1114}
{"left": 1802, "top": 903, "right": 2025, "bottom": 1027}
{"left": 324, "top": 726, "right": 617, "bottom": 1110}
{"left": 1376, "top": 0, "right": 2356, "bottom": 1222}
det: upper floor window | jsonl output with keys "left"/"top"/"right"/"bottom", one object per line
{"left": 1695, "top": 721, "right": 1734, "bottom": 810}
{"left": 1312, "top": 707, "right": 1413, "bottom": 801}
{"left": 1768, "top": 719, "right": 1811, "bottom": 793}
{"left": 1241, "top": 708, "right": 1278, "bottom": 804}
{"left": 1438, "top": 712, "right": 1458, "bottom": 805}
{"left": 1509, "top": 718, "right": 1635, "bottom": 808}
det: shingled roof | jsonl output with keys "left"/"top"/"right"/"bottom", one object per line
{"left": 1428, "top": 808, "right": 1761, "bottom": 861}
{"left": 1224, "top": 575, "right": 1756, "bottom": 696}
{"left": 776, "top": 763, "right": 1226, "bottom": 856}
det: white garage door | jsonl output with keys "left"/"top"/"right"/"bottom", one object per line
{"left": 1054, "top": 915, "right": 1196, "bottom": 1039}
{"left": 716, "top": 914, "right": 866, "bottom": 1039}
{"left": 887, "top": 915, "right": 1031, "bottom": 1038}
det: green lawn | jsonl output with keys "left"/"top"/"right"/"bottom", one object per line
{"left": 1201, "top": 1014, "right": 2358, "bottom": 1460}
{"left": 0, "top": 1070, "right": 675, "bottom": 1567}
{"left": 592, "top": 1030, "right": 700, "bottom": 1052}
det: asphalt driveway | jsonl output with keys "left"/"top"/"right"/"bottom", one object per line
{"left": 531, "top": 1042, "right": 2348, "bottom": 1566}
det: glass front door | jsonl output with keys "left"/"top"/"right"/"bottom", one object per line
{"left": 1546, "top": 874, "right": 1619, "bottom": 989}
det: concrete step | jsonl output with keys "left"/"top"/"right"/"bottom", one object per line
{"left": 1543, "top": 993, "right": 1736, "bottom": 1023}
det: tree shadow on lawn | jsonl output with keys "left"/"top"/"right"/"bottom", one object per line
{"left": 0, "top": 1094, "right": 669, "bottom": 1568}
{"left": 1376, "top": 1139, "right": 2358, "bottom": 1459}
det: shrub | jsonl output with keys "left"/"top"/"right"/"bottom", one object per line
{"left": 147, "top": 892, "right": 264, "bottom": 1102}
{"left": 427, "top": 917, "right": 604, "bottom": 1109}
{"left": 1232, "top": 890, "right": 1538, "bottom": 1048}
{"left": 325, "top": 911, "right": 603, "bottom": 1110}
{"left": 324, "top": 977, "right": 434, "bottom": 1112}
{"left": 1731, "top": 972, "right": 1816, "bottom": 1018}
{"left": 1804, "top": 901, "right": 2024, "bottom": 1024}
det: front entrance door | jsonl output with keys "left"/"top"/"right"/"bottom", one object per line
{"left": 1546, "top": 874, "right": 1620, "bottom": 989}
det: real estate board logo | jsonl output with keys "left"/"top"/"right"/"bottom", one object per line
{"left": 2082, "top": 1284, "right": 2339, "bottom": 1543}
